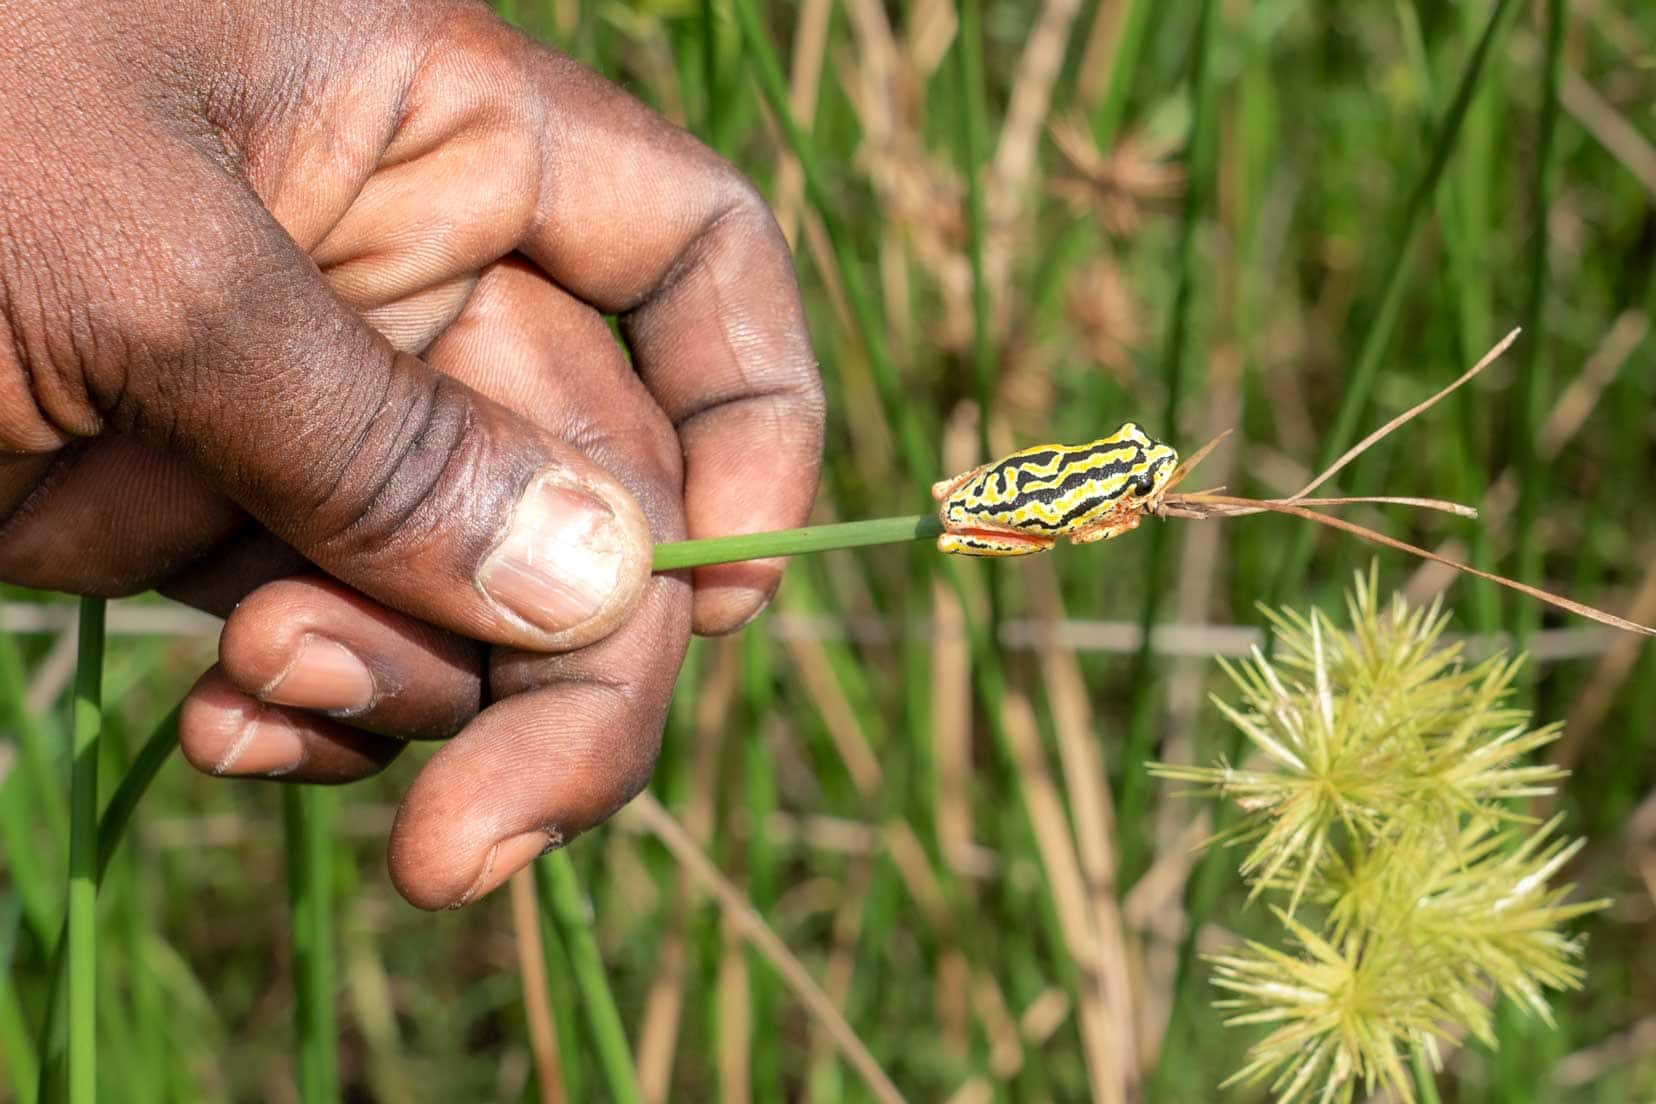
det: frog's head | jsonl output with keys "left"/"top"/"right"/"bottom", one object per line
{"left": 1136, "top": 440, "right": 1181, "bottom": 501}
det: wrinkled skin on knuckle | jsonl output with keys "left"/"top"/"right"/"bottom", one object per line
{"left": 294, "top": 369, "right": 541, "bottom": 595}
{"left": 0, "top": 179, "right": 124, "bottom": 444}
{"left": 0, "top": 267, "right": 85, "bottom": 452}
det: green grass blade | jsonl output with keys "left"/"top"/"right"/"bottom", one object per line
{"left": 536, "top": 850, "right": 641, "bottom": 1104}
{"left": 67, "top": 597, "right": 105, "bottom": 1104}
{"left": 96, "top": 706, "right": 181, "bottom": 881}
{"left": 0, "top": 765, "right": 59, "bottom": 949}
{"left": 954, "top": 0, "right": 994, "bottom": 462}
{"left": 726, "top": 0, "right": 936, "bottom": 486}
{"left": 1414, "top": 1046, "right": 1444, "bottom": 1104}
{"left": 284, "top": 787, "right": 338, "bottom": 1103}
{"left": 1270, "top": 0, "right": 1522, "bottom": 600}
{"left": 1, "top": 981, "right": 38, "bottom": 1104}
{"left": 534, "top": 905, "right": 586, "bottom": 1102}
{"left": 701, "top": 0, "right": 720, "bottom": 139}
{"left": 36, "top": 706, "right": 179, "bottom": 1104}
{"left": 0, "top": 606, "right": 67, "bottom": 843}
{"left": 1117, "top": 0, "right": 1219, "bottom": 885}
{"left": 1511, "top": 0, "right": 1566, "bottom": 653}
{"left": 1091, "top": 0, "right": 1155, "bottom": 149}
{"left": 0, "top": 893, "right": 38, "bottom": 1104}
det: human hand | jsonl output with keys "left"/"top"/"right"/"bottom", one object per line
{"left": 0, "top": 0, "right": 823, "bottom": 905}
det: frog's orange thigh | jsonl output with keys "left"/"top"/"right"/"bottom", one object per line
{"left": 937, "top": 531, "right": 1052, "bottom": 557}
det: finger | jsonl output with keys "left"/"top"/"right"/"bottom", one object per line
{"left": 216, "top": 575, "right": 483, "bottom": 741}
{"left": 514, "top": 51, "right": 824, "bottom": 633}
{"left": 179, "top": 666, "right": 404, "bottom": 783}
{"left": 52, "top": 154, "right": 654, "bottom": 653}
{"left": 383, "top": 260, "right": 691, "bottom": 909}
{"left": 389, "top": 574, "right": 688, "bottom": 908}
{"left": 156, "top": 530, "right": 313, "bottom": 620}
{"left": 424, "top": 259, "right": 684, "bottom": 506}
{"left": 190, "top": 259, "right": 636, "bottom": 747}
{"left": 0, "top": 436, "right": 243, "bottom": 596}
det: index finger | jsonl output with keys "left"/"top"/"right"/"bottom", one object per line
{"left": 514, "top": 48, "right": 826, "bottom": 634}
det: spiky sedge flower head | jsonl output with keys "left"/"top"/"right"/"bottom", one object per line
{"left": 1152, "top": 567, "right": 1606, "bottom": 1103}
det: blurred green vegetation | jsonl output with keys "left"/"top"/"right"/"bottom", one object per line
{"left": 4, "top": 0, "right": 1656, "bottom": 1100}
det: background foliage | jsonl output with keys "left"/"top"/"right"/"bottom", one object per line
{"left": 3, "top": 0, "right": 1655, "bottom": 1100}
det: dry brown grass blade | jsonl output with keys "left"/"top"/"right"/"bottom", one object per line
{"left": 509, "top": 869, "right": 566, "bottom": 1104}
{"left": 1162, "top": 428, "right": 1232, "bottom": 494}
{"left": 1000, "top": 690, "right": 1121, "bottom": 1103}
{"left": 784, "top": 632, "right": 884, "bottom": 799}
{"left": 807, "top": 855, "right": 877, "bottom": 1090}
{"left": 1168, "top": 493, "right": 1477, "bottom": 519}
{"left": 1028, "top": 559, "right": 1139, "bottom": 1095}
{"left": 772, "top": 0, "right": 832, "bottom": 246}
{"left": 986, "top": 0, "right": 1084, "bottom": 307}
{"left": 630, "top": 792, "right": 907, "bottom": 1104}
{"left": 636, "top": 638, "right": 740, "bottom": 1103}
{"left": 1291, "top": 326, "right": 1521, "bottom": 501}
{"left": 1228, "top": 501, "right": 1656, "bottom": 637}
{"left": 1554, "top": 546, "right": 1656, "bottom": 769}
{"left": 716, "top": 921, "right": 752, "bottom": 1104}
{"left": 1149, "top": 327, "right": 1652, "bottom": 635}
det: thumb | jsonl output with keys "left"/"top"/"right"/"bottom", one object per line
{"left": 90, "top": 191, "right": 652, "bottom": 653}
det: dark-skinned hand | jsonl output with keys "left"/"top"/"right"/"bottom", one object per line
{"left": 0, "top": 0, "right": 823, "bottom": 908}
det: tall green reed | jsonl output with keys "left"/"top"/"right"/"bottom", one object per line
{"left": 66, "top": 598, "right": 105, "bottom": 1104}
{"left": 537, "top": 850, "right": 643, "bottom": 1104}
{"left": 284, "top": 786, "right": 338, "bottom": 1103}
{"left": 1270, "top": 0, "right": 1522, "bottom": 603}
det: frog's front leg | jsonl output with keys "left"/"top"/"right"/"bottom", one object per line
{"left": 931, "top": 463, "right": 992, "bottom": 503}
{"left": 937, "top": 529, "right": 1055, "bottom": 557}
{"left": 1064, "top": 511, "right": 1146, "bottom": 545}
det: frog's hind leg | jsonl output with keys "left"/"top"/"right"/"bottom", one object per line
{"left": 937, "top": 531, "right": 1052, "bottom": 557}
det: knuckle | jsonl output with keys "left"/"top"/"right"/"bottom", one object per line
{"left": 303, "top": 367, "right": 473, "bottom": 553}
{"left": 298, "top": 365, "right": 526, "bottom": 578}
{"left": 0, "top": 274, "right": 82, "bottom": 450}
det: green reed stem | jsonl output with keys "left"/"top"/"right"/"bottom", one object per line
{"left": 701, "top": 0, "right": 720, "bottom": 139}
{"left": 1091, "top": 0, "right": 1155, "bottom": 150}
{"left": 1512, "top": 0, "right": 1565, "bottom": 655}
{"left": 96, "top": 705, "right": 181, "bottom": 879}
{"left": 0, "top": 896, "right": 37, "bottom": 1104}
{"left": 0, "top": 599, "right": 67, "bottom": 846}
{"left": 284, "top": 787, "right": 338, "bottom": 1103}
{"left": 1435, "top": 0, "right": 1504, "bottom": 635}
{"left": 1414, "top": 1047, "right": 1444, "bottom": 1104}
{"left": 536, "top": 851, "right": 641, "bottom": 1104}
{"left": 653, "top": 516, "right": 942, "bottom": 571}
{"left": 954, "top": 0, "right": 994, "bottom": 463}
{"left": 1118, "top": 0, "right": 1218, "bottom": 887}
{"left": 37, "top": 705, "right": 180, "bottom": 1104}
{"left": 67, "top": 597, "right": 105, "bottom": 1104}
{"left": 728, "top": 0, "right": 935, "bottom": 485}
{"left": 1271, "top": 0, "right": 1521, "bottom": 601}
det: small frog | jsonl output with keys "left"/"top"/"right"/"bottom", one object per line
{"left": 930, "top": 422, "right": 1180, "bottom": 557}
